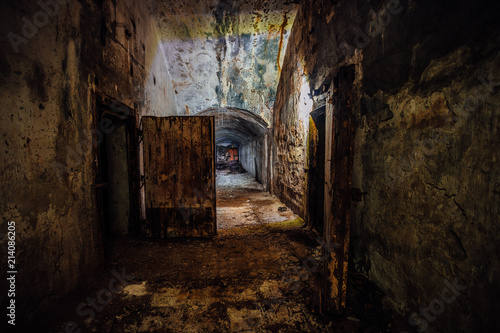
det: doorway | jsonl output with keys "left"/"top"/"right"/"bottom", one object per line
{"left": 94, "top": 95, "right": 139, "bottom": 240}
{"left": 307, "top": 106, "right": 326, "bottom": 235}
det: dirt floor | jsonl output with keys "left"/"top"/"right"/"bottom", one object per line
{"left": 216, "top": 170, "right": 299, "bottom": 229}
{"left": 38, "top": 173, "right": 391, "bottom": 333}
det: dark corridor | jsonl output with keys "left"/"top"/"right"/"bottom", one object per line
{"left": 1, "top": 0, "right": 499, "bottom": 332}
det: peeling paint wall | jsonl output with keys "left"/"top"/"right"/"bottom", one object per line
{"left": 147, "top": 0, "right": 297, "bottom": 121}
{"left": 274, "top": 0, "right": 500, "bottom": 331}
{"left": 0, "top": 0, "right": 176, "bottom": 323}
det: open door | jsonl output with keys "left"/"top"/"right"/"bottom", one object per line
{"left": 142, "top": 116, "right": 216, "bottom": 238}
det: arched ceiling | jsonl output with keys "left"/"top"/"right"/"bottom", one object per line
{"left": 146, "top": 0, "right": 298, "bottom": 123}
{"left": 199, "top": 107, "right": 268, "bottom": 146}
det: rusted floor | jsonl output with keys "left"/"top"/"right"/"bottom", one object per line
{"left": 39, "top": 173, "right": 390, "bottom": 333}
{"left": 216, "top": 170, "right": 299, "bottom": 229}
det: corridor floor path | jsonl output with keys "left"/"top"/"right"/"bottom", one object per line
{"left": 42, "top": 173, "right": 389, "bottom": 332}
{"left": 216, "top": 170, "right": 300, "bottom": 229}
{"left": 88, "top": 226, "right": 327, "bottom": 332}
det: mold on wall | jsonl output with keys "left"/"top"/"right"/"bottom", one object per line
{"left": 0, "top": 0, "right": 176, "bottom": 323}
{"left": 273, "top": 0, "right": 500, "bottom": 331}
{"left": 146, "top": 0, "right": 298, "bottom": 122}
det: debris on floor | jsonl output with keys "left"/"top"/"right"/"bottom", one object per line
{"left": 41, "top": 221, "right": 390, "bottom": 333}
{"left": 217, "top": 171, "right": 298, "bottom": 229}
{"left": 40, "top": 173, "right": 391, "bottom": 333}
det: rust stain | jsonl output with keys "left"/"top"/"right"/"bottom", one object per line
{"left": 253, "top": 12, "right": 262, "bottom": 33}
{"left": 277, "top": 13, "right": 288, "bottom": 73}
{"left": 409, "top": 95, "right": 454, "bottom": 129}
{"left": 142, "top": 116, "right": 216, "bottom": 238}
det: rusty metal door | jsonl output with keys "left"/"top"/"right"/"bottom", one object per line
{"left": 323, "top": 65, "right": 356, "bottom": 313}
{"left": 142, "top": 116, "right": 216, "bottom": 238}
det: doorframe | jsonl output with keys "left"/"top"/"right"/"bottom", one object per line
{"left": 92, "top": 92, "right": 140, "bottom": 240}
{"left": 306, "top": 105, "right": 326, "bottom": 234}
{"left": 320, "top": 65, "right": 357, "bottom": 314}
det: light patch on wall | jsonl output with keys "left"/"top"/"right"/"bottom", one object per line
{"left": 143, "top": 28, "right": 178, "bottom": 117}
{"left": 298, "top": 75, "right": 313, "bottom": 133}
{"left": 147, "top": 3, "right": 298, "bottom": 122}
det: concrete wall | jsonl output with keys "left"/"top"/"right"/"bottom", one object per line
{"left": 143, "top": 38, "right": 178, "bottom": 117}
{"left": 240, "top": 134, "right": 268, "bottom": 188}
{"left": 0, "top": 0, "right": 175, "bottom": 323}
{"left": 271, "top": 40, "right": 313, "bottom": 215}
{"left": 273, "top": 0, "right": 500, "bottom": 331}
{"left": 148, "top": 0, "right": 297, "bottom": 122}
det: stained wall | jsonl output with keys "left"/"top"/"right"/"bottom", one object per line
{"left": 272, "top": 0, "right": 500, "bottom": 331}
{"left": 0, "top": 0, "right": 176, "bottom": 323}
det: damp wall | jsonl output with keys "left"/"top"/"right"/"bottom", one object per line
{"left": 272, "top": 0, "right": 500, "bottom": 331}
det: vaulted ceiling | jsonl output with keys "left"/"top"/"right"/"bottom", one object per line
{"left": 147, "top": 0, "right": 298, "bottom": 123}
{"left": 199, "top": 107, "right": 268, "bottom": 145}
